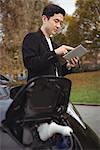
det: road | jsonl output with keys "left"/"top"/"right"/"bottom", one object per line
{"left": 75, "top": 104, "right": 100, "bottom": 139}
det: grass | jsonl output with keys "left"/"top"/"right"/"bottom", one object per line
{"left": 65, "top": 70, "right": 100, "bottom": 105}
{"left": 13, "top": 71, "right": 100, "bottom": 105}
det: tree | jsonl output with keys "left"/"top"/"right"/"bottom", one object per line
{"left": 75, "top": 0, "right": 100, "bottom": 51}
{"left": 64, "top": 15, "right": 81, "bottom": 47}
{"left": 74, "top": 0, "right": 100, "bottom": 69}
{"left": 0, "top": 0, "right": 48, "bottom": 76}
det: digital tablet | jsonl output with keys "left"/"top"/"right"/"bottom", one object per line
{"left": 63, "top": 44, "right": 88, "bottom": 61}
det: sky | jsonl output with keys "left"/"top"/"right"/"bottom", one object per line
{"left": 51, "top": 0, "right": 76, "bottom": 15}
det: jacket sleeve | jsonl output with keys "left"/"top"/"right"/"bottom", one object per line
{"left": 22, "top": 33, "right": 58, "bottom": 74}
{"left": 61, "top": 62, "right": 73, "bottom": 76}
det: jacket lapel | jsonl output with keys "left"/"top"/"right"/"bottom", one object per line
{"left": 38, "top": 29, "right": 51, "bottom": 52}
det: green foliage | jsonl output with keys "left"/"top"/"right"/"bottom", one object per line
{"left": 54, "top": 0, "right": 100, "bottom": 53}
{"left": 64, "top": 16, "right": 81, "bottom": 47}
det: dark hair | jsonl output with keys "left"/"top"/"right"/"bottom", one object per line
{"left": 42, "top": 4, "right": 65, "bottom": 19}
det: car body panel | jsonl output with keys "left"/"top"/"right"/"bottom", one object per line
{"left": 0, "top": 75, "right": 100, "bottom": 149}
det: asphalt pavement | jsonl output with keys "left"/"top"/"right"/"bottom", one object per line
{"left": 75, "top": 104, "right": 100, "bottom": 139}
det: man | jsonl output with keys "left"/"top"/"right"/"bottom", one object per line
{"left": 2, "top": 4, "right": 77, "bottom": 149}
{"left": 22, "top": 4, "right": 78, "bottom": 80}
{"left": 22, "top": 4, "right": 77, "bottom": 149}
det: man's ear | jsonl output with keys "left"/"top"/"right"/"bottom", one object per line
{"left": 42, "top": 15, "right": 48, "bottom": 23}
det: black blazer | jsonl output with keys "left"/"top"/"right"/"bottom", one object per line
{"left": 22, "top": 29, "right": 70, "bottom": 80}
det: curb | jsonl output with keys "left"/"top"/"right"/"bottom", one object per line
{"left": 73, "top": 102, "right": 100, "bottom": 106}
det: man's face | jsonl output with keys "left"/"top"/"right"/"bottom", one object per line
{"left": 43, "top": 13, "right": 64, "bottom": 36}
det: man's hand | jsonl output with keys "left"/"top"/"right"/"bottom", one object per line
{"left": 55, "top": 45, "right": 74, "bottom": 56}
{"left": 54, "top": 45, "right": 79, "bottom": 68}
{"left": 67, "top": 57, "right": 79, "bottom": 68}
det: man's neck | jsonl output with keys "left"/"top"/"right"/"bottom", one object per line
{"left": 41, "top": 26, "right": 50, "bottom": 38}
